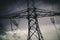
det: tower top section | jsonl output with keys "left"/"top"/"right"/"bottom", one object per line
{"left": 27, "top": 0, "right": 35, "bottom": 8}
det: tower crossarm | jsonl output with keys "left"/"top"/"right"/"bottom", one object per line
{"left": 36, "top": 8, "right": 60, "bottom": 17}
{"left": 0, "top": 8, "right": 60, "bottom": 19}
{"left": 0, "top": 9, "right": 28, "bottom": 19}
{"left": 36, "top": 11, "right": 60, "bottom": 17}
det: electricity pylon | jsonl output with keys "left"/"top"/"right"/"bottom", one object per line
{"left": 0, "top": 0, "right": 60, "bottom": 40}
{"left": 27, "top": 0, "right": 44, "bottom": 40}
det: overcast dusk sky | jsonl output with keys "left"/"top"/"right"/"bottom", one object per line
{"left": 0, "top": 0, "right": 60, "bottom": 40}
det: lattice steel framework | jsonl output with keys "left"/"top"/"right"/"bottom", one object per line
{"left": 27, "top": 0, "right": 44, "bottom": 40}
{"left": 0, "top": 0, "right": 60, "bottom": 40}
{"left": 27, "top": 10, "right": 44, "bottom": 40}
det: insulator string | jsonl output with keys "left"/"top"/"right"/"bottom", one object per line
{"left": 9, "top": 19, "right": 13, "bottom": 31}
{"left": 50, "top": 17, "right": 60, "bottom": 40}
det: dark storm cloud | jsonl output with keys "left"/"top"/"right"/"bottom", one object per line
{"left": 41, "top": 0, "right": 60, "bottom": 4}
{"left": 0, "top": 0, "right": 60, "bottom": 16}
{"left": 0, "top": 0, "right": 27, "bottom": 16}
{"left": 0, "top": 0, "right": 26, "bottom": 6}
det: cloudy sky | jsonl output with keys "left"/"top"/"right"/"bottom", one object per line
{"left": 0, "top": 0, "right": 60, "bottom": 40}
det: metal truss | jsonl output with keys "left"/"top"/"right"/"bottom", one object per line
{"left": 0, "top": 0, "right": 60, "bottom": 40}
{"left": 0, "top": 8, "right": 60, "bottom": 19}
{"left": 27, "top": 7, "right": 44, "bottom": 40}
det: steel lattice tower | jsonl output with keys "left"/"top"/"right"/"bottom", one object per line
{"left": 0, "top": 0, "right": 60, "bottom": 40}
{"left": 27, "top": 0, "right": 44, "bottom": 40}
